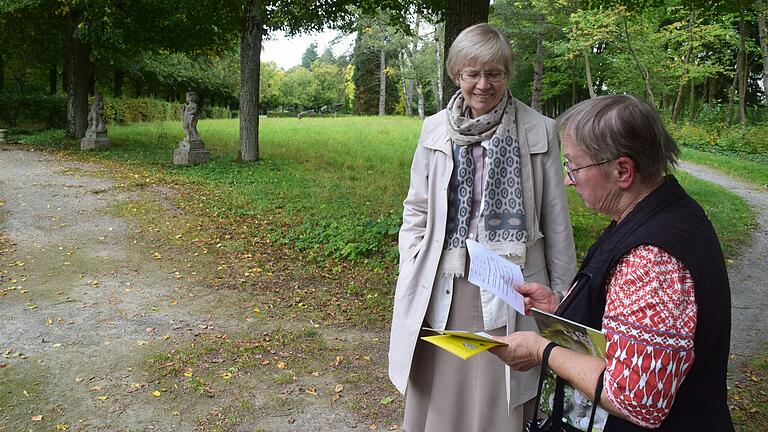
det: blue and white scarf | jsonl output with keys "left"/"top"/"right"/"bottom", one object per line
{"left": 438, "top": 90, "right": 527, "bottom": 278}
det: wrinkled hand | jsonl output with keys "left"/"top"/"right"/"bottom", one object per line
{"left": 489, "top": 331, "right": 551, "bottom": 371}
{"left": 517, "top": 282, "right": 559, "bottom": 315}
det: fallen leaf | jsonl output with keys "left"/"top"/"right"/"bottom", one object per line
{"left": 152, "top": 390, "right": 161, "bottom": 397}
{"left": 221, "top": 372, "right": 232, "bottom": 379}
{"left": 56, "top": 424, "right": 69, "bottom": 431}
{"left": 97, "top": 396, "right": 108, "bottom": 400}
{"left": 334, "top": 384, "right": 344, "bottom": 393}
{"left": 31, "top": 415, "right": 43, "bottom": 421}
{"left": 305, "top": 388, "right": 318, "bottom": 396}
{"left": 380, "top": 396, "right": 393, "bottom": 405}
{"left": 277, "top": 361, "right": 286, "bottom": 369}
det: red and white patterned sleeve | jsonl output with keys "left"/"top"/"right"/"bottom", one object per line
{"left": 602, "top": 245, "right": 697, "bottom": 428}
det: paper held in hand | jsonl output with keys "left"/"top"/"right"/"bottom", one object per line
{"left": 465, "top": 239, "right": 526, "bottom": 315}
{"left": 420, "top": 328, "right": 507, "bottom": 360}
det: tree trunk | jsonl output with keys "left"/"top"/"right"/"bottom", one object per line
{"left": 442, "top": 0, "right": 491, "bottom": 105}
{"left": 583, "top": 50, "right": 596, "bottom": 98}
{"left": 737, "top": 8, "right": 748, "bottom": 123}
{"left": 239, "top": 0, "right": 264, "bottom": 162}
{"left": 406, "top": 11, "right": 420, "bottom": 117}
{"left": 672, "top": 10, "right": 695, "bottom": 123}
{"left": 531, "top": 28, "right": 545, "bottom": 112}
{"left": 757, "top": 1, "right": 768, "bottom": 103}
{"left": 0, "top": 54, "right": 4, "bottom": 93}
{"left": 571, "top": 58, "right": 577, "bottom": 105}
{"left": 400, "top": 56, "right": 409, "bottom": 115}
{"left": 727, "top": 71, "right": 736, "bottom": 122}
{"left": 622, "top": 17, "right": 655, "bottom": 106}
{"left": 114, "top": 68, "right": 124, "bottom": 97}
{"left": 416, "top": 81, "right": 425, "bottom": 119}
{"left": 689, "top": 79, "right": 696, "bottom": 120}
{"left": 66, "top": 12, "right": 89, "bottom": 139}
{"left": 435, "top": 22, "right": 444, "bottom": 110}
{"left": 379, "top": 47, "right": 386, "bottom": 116}
{"left": 49, "top": 65, "right": 57, "bottom": 95}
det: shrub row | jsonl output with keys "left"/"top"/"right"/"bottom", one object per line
{"left": 670, "top": 122, "right": 768, "bottom": 156}
{"left": 0, "top": 94, "right": 234, "bottom": 129}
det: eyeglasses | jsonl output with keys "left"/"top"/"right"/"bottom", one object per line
{"left": 563, "top": 159, "right": 611, "bottom": 183}
{"left": 459, "top": 71, "right": 506, "bottom": 84}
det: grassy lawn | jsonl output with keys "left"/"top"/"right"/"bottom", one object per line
{"left": 682, "top": 147, "right": 768, "bottom": 188}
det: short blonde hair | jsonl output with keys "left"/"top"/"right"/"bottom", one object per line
{"left": 446, "top": 23, "right": 514, "bottom": 84}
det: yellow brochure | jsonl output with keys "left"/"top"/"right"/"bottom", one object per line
{"left": 420, "top": 328, "right": 507, "bottom": 360}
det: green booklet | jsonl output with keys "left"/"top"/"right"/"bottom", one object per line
{"left": 420, "top": 328, "right": 507, "bottom": 360}
{"left": 530, "top": 308, "right": 606, "bottom": 358}
{"left": 531, "top": 308, "right": 608, "bottom": 432}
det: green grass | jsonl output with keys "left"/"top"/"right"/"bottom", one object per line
{"left": 682, "top": 147, "right": 768, "bottom": 188}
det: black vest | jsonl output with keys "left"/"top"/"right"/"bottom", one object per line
{"left": 556, "top": 176, "right": 734, "bottom": 432}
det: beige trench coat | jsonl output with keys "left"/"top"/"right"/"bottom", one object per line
{"left": 388, "top": 98, "right": 577, "bottom": 411}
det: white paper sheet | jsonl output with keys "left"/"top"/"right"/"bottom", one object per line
{"left": 465, "top": 239, "right": 526, "bottom": 315}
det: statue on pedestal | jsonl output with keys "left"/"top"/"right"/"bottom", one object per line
{"left": 174, "top": 91, "right": 210, "bottom": 165}
{"left": 81, "top": 92, "right": 112, "bottom": 150}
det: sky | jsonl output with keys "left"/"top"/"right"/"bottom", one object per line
{"left": 261, "top": 30, "right": 355, "bottom": 70}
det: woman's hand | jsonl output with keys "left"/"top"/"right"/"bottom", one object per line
{"left": 489, "top": 331, "right": 551, "bottom": 371}
{"left": 517, "top": 282, "right": 560, "bottom": 314}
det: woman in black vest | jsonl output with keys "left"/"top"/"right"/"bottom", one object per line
{"left": 490, "top": 95, "right": 734, "bottom": 431}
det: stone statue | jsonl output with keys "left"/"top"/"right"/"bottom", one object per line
{"left": 87, "top": 92, "right": 107, "bottom": 133}
{"left": 181, "top": 91, "right": 202, "bottom": 142}
{"left": 81, "top": 92, "right": 111, "bottom": 150}
{"left": 174, "top": 90, "right": 210, "bottom": 165}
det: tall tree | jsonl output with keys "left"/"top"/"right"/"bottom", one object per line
{"left": 301, "top": 42, "right": 320, "bottom": 68}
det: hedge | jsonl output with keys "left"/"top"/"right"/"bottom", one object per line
{"left": 0, "top": 94, "right": 233, "bottom": 129}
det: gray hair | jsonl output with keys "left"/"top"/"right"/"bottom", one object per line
{"left": 446, "top": 23, "right": 514, "bottom": 83}
{"left": 556, "top": 95, "right": 679, "bottom": 183}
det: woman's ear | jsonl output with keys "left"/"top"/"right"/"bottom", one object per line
{"left": 615, "top": 156, "right": 635, "bottom": 189}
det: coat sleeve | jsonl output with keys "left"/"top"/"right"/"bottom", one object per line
{"left": 398, "top": 141, "right": 431, "bottom": 269}
{"left": 539, "top": 121, "right": 577, "bottom": 293}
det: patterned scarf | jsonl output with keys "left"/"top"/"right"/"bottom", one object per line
{"left": 438, "top": 90, "right": 527, "bottom": 278}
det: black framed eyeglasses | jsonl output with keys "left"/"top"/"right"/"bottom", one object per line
{"left": 563, "top": 159, "right": 611, "bottom": 183}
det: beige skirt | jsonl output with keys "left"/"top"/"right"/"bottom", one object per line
{"left": 403, "top": 275, "right": 534, "bottom": 432}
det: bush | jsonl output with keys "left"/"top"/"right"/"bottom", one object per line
{"left": 717, "top": 126, "right": 768, "bottom": 155}
{"left": 0, "top": 94, "right": 67, "bottom": 128}
{"left": 669, "top": 122, "right": 718, "bottom": 151}
{"left": 0, "top": 94, "right": 234, "bottom": 129}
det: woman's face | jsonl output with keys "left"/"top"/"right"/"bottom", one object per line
{"left": 562, "top": 133, "right": 621, "bottom": 218}
{"left": 457, "top": 61, "right": 507, "bottom": 118}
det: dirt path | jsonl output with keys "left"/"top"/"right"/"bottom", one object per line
{"left": 679, "top": 162, "right": 768, "bottom": 375}
{"left": 0, "top": 148, "right": 375, "bottom": 431}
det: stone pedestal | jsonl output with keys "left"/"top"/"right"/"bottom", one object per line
{"left": 173, "top": 139, "right": 210, "bottom": 165}
{"left": 0, "top": 129, "right": 7, "bottom": 144}
{"left": 80, "top": 130, "right": 112, "bottom": 150}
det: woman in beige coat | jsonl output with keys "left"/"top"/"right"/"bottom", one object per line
{"left": 388, "top": 23, "right": 576, "bottom": 431}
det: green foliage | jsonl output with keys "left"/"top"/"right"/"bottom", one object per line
{"left": 670, "top": 122, "right": 768, "bottom": 156}
{"left": 0, "top": 94, "right": 67, "bottom": 128}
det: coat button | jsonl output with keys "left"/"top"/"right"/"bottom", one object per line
{"left": 445, "top": 289, "right": 451, "bottom": 295}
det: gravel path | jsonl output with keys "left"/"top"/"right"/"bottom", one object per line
{"left": 680, "top": 162, "right": 768, "bottom": 374}
{"left": 0, "top": 148, "right": 364, "bottom": 431}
